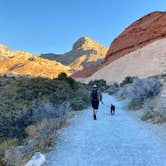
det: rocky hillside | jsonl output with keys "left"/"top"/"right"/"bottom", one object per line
{"left": 41, "top": 36, "right": 107, "bottom": 72}
{"left": 73, "top": 11, "right": 166, "bottom": 82}
{"left": 105, "top": 11, "right": 166, "bottom": 63}
{"left": 81, "top": 38, "right": 166, "bottom": 84}
{"left": 0, "top": 74, "right": 91, "bottom": 165}
{"left": 0, "top": 45, "right": 70, "bottom": 78}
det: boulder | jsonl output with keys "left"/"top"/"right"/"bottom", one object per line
{"left": 24, "top": 152, "right": 46, "bottom": 166}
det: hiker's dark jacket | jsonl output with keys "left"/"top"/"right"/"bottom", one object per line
{"left": 90, "top": 89, "right": 102, "bottom": 109}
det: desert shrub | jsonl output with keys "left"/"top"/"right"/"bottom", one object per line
{"left": 120, "top": 76, "right": 135, "bottom": 87}
{"left": 88, "top": 79, "right": 108, "bottom": 91}
{"left": 0, "top": 138, "right": 18, "bottom": 166}
{"left": 65, "top": 77, "right": 79, "bottom": 90}
{"left": 141, "top": 110, "right": 166, "bottom": 123}
{"left": 71, "top": 93, "right": 91, "bottom": 110}
{"left": 141, "top": 111, "right": 154, "bottom": 121}
{"left": 141, "top": 93, "right": 166, "bottom": 123}
{"left": 57, "top": 72, "right": 68, "bottom": 80}
{"left": 25, "top": 118, "right": 60, "bottom": 139}
{"left": 128, "top": 98, "right": 144, "bottom": 110}
{"left": 0, "top": 74, "right": 92, "bottom": 164}
{"left": 50, "top": 83, "right": 74, "bottom": 104}
{"left": 116, "top": 76, "right": 161, "bottom": 110}
{"left": 57, "top": 72, "right": 79, "bottom": 90}
{"left": 0, "top": 74, "right": 90, "bottom": 143}
{"left": 0, "top": 138, "right": 18, "bottom": 157}
{"left": 107, "top": 82, "right": 119, "bottom": 95}
{"left": 16, "top": 77, "right": 59, "bottom": 101}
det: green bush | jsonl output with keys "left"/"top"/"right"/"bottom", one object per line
{"left": 71, "top": 93, "right": 91, "bottom": 110}
{"left": 57, "top": 72, "right": 79, "bottom": 90}
{"left": 0, "top": 74, "right": 91, "bottom": 142}
{"left": 50, "top": 82, "right": 74, "bottom": 104}
{"left": 88, "top": 79, "right": 108, "bottom": 91}
{"left": 57, "top": 72, "right": 68, "bottom": 80}
{"left": 120, "top": 76, "right": 134, "bottom": 87}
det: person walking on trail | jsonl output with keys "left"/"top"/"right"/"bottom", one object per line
{"left": 90, "top": 84, "right": 102, "bottom": 120}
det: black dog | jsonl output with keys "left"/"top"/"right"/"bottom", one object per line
{"left": 110, "top": 104, "right": 115, "bottom": 115}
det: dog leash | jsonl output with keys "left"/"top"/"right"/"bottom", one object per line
{"left": 101, "top": 101, "right": 110, "bottom": 107}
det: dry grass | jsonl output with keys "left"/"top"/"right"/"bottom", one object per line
{"left": 0, "top": 138, "right": 18, "bottom": 166}
{"left": 25, "top": 118, "right": 69, "bottom": 153}
{"left": 37, "top": 133, "right": 55, "bottom": 152}
{"left": 141, "top": 112, "right": 166, "bottom": 124}
{"left": 59, "top": 119, "right": 69, "bottom": 129}
{"left": 0, "top": 138, "right": 18, "bottom": 151}
{"left": 141, "top": 89, "right": 166, "bottom": 124}
{"left": 141, "top": 111, "right": 154, "bottom": 121}
{"left": 154, "top": 115, "right": 166, "bottom": 124}
{"left": 25, "top": 119, "right": 50, "bottom": 139}
{"left": 153, "top": 116, "right": 162, "bottom": 124}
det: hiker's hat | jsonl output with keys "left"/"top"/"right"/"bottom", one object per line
{"left": 93, "top": 84, "right": 97, "bottom": 88}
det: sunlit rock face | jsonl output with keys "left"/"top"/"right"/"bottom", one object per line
{"left": 0, "top": 44, "right": 71, "bottom": 78}
{"left": 41, "top": 36, "right": 107, "bottom": 72}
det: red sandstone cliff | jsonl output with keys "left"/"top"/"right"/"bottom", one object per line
{"left": 105, "top": 11, "right": 166, "bottom": 62}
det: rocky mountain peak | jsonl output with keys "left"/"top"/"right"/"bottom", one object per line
{"left": 41, "top": 36, "right": 107, "bottom": 72}
{"left": 72, "top": 36, "right": 106, "bottom": 51}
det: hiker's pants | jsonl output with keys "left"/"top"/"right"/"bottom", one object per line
{"left": 91, "top": 99, "right": 99, "bottom": 115}
{"left": 91, "top": 99, "right": 99, "bottom": 110}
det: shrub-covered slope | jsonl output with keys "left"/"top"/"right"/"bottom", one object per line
{"left": 0, "top": 73, "right": 92, "bottom": 165}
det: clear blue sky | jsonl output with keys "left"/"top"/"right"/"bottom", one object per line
{"left": 0, "top": 0, "right": 166, "bottom": 54}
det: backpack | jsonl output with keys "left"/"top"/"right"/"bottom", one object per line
{"left": 91, "top": 89, "right": 98, "bottom": 100}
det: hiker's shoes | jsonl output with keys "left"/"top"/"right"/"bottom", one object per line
{"left": 93, "top": 114, "right": 97, "bottom": 120}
